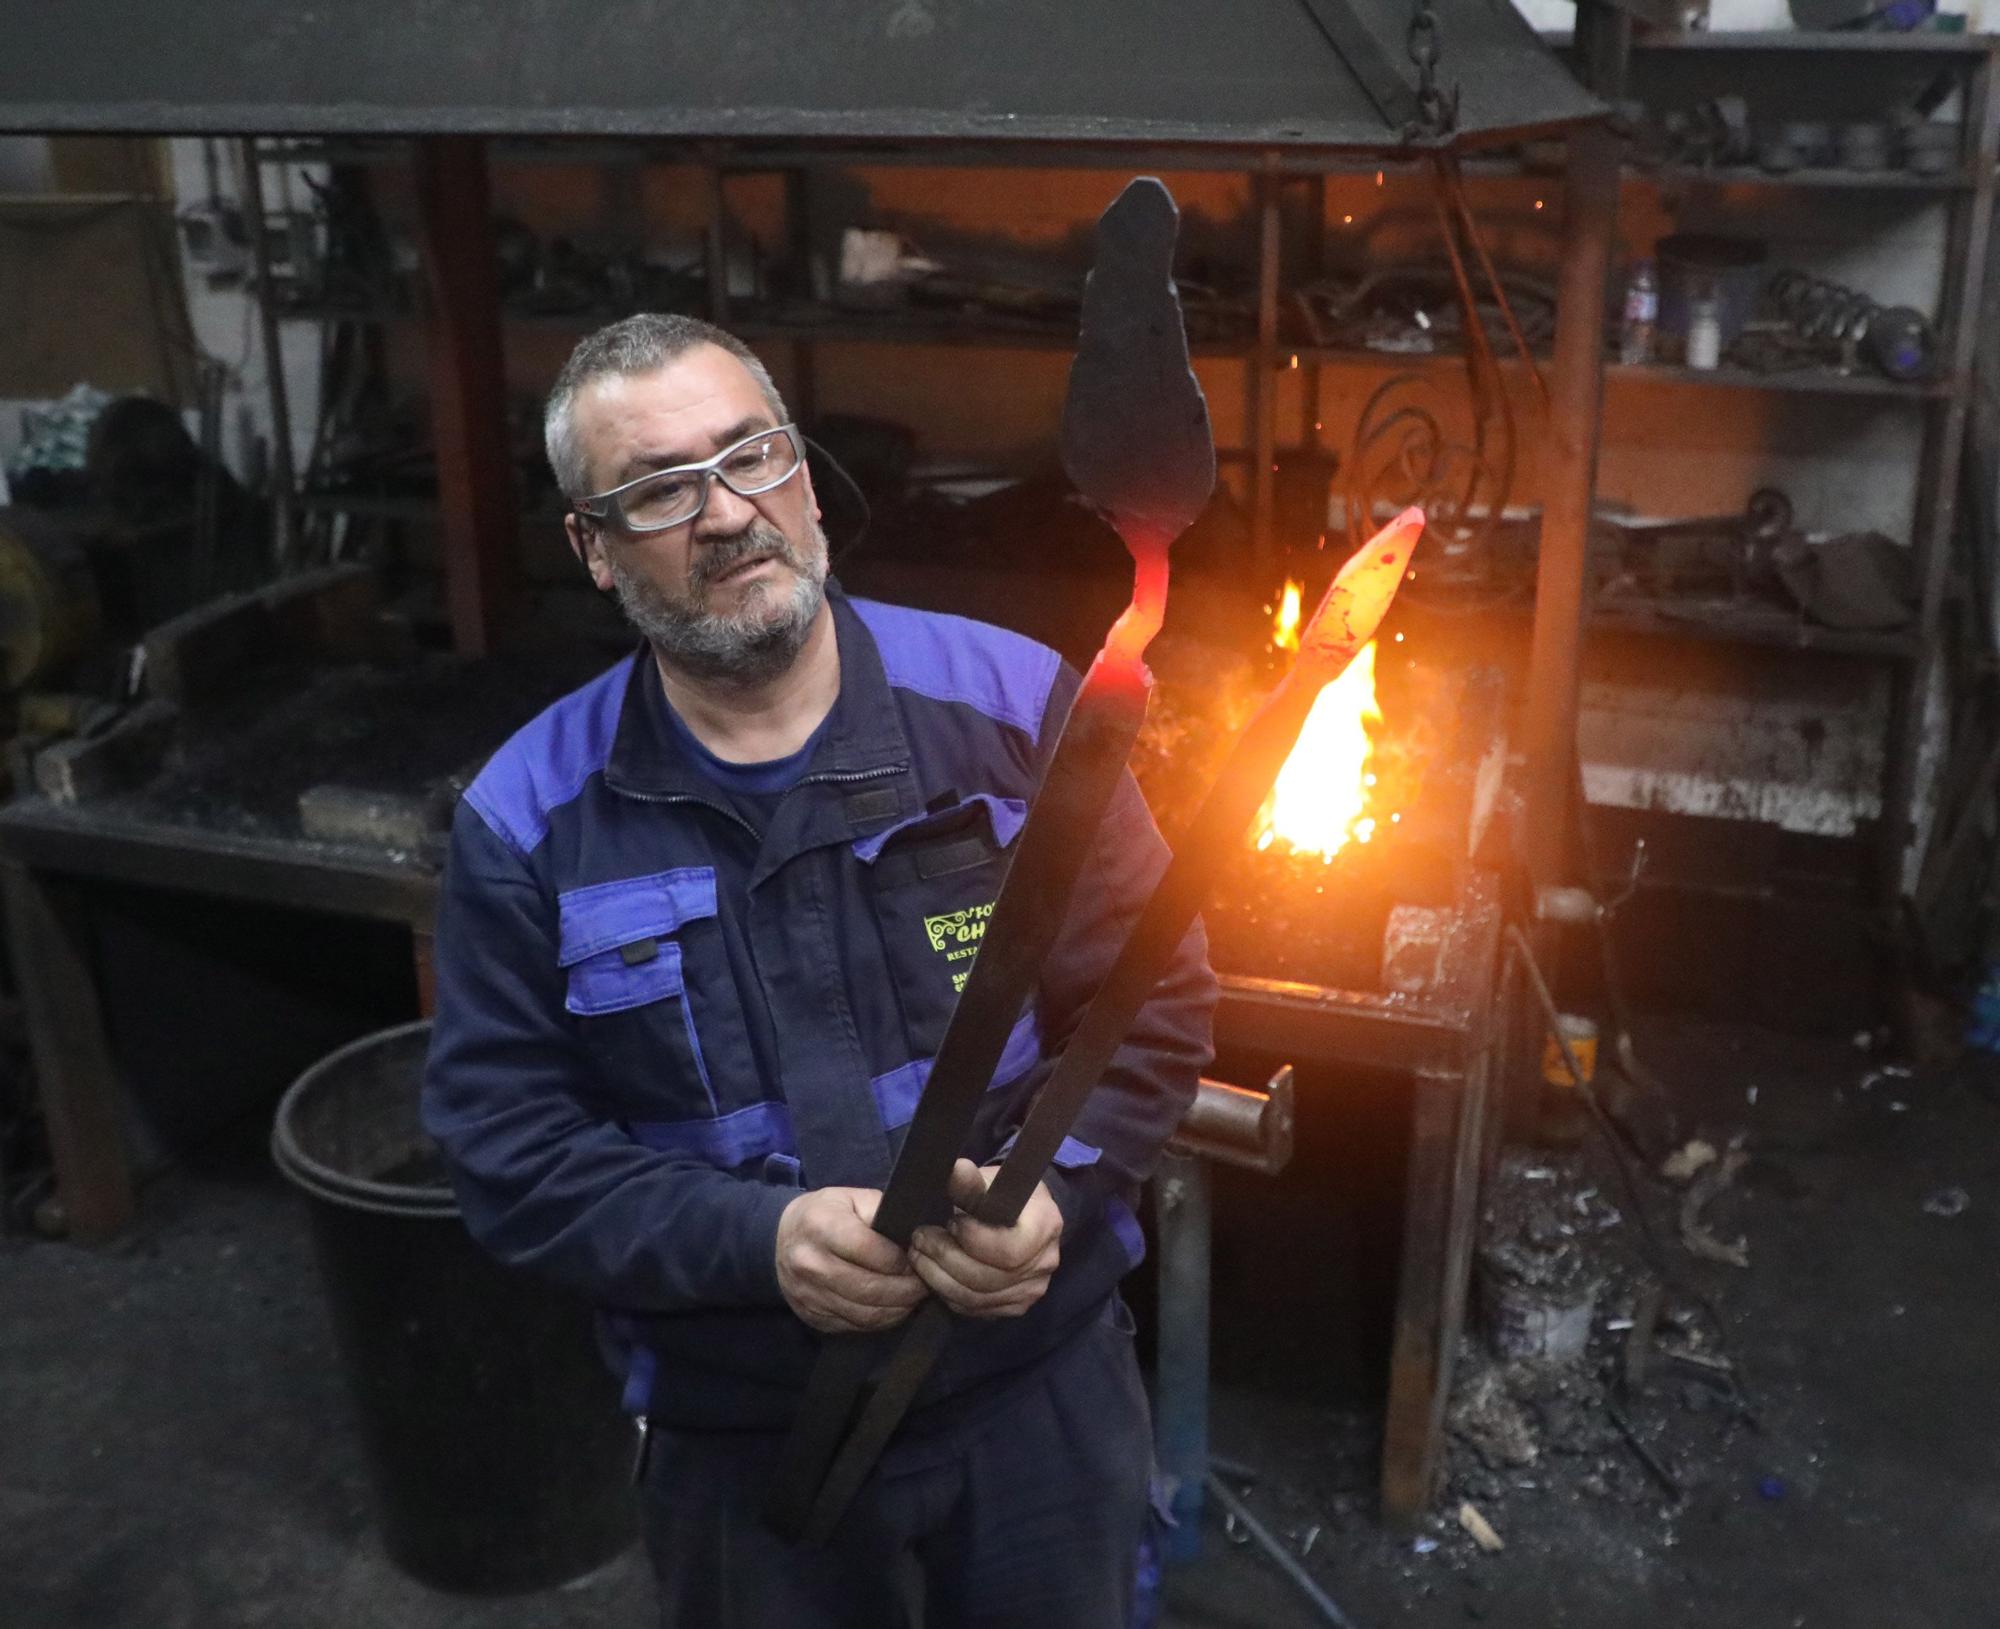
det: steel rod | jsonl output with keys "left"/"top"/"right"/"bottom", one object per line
{"left": 1205, "top": 1473, "right": 1360, "bottom": 1629}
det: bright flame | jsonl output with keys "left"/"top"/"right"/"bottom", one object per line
{"left": 1271, "top": 580, "right": 1303, "bottom": 653}
{"left": 1253, "top": 638, "right": 1384, "bottom": 861}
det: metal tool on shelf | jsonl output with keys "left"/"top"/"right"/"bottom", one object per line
{"left": 1763, "top": 270, "right": 1938, "bottom": 384}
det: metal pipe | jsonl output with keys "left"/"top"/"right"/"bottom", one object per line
{"left": 234, "top": 138, "right": 296, "bottom": 572}
{"left": 1518, "top": 121, "right": 1618, "bottom": 890}
{"left": 1173, "top": 1066, "right": 1295, "bottom": 1173}
{"left": 1154, "top": 1150, "right": 1211, "bottom": 1562}
{"left": 1180, "top": 1077, "right": 1274, "bottom": 1149}
{"left": 1205, "top": 1472, "right": 1360, "bottom": 1629}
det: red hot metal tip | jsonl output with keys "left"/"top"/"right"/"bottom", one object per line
{"left": 1299, "top": 508, "right": 1424, "bottom": 671}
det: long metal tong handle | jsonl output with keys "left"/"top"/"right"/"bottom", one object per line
{"left": 773, "top": 174, "right": 1210, "bottom": 1544}
{"left": 765, "top": 662, "right": 1151, "bottom": 1541}
{"left": 796, "top": 675, "right": 1319, "bottom": 1543}
{"left": 795, "top": 513, "right": 1425, "bottom": 1544}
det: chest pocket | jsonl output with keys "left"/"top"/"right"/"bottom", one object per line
{"left": 558, "top": 868, "right": 723, "bottom": 1117}
{"left": 855, "top": 793, "right": 1027, "bottom": 1058}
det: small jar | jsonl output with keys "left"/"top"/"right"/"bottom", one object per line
{"left": 1686, "top": 283, "right": 1723, "bottom": 371}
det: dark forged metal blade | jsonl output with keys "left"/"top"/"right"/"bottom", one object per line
{"left": 1061, "top": 176, "right": 1216, "bottom": 545}
{"left": 767, "top": 177, "right": 1210, "bottom": 1546}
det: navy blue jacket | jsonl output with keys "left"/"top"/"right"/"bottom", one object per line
{"left": 422, "top": 583, "right": 1216, "bottom": 1433}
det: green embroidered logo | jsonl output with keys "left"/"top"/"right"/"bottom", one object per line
{"left": 924, "top": 901, "right": 993, "bottom": 992}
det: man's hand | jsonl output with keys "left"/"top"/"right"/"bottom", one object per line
{"left": 776, "top": 1187, "right": 926, "bottom": 1334}
{"left": 909, "top": 1159, "right": 1062, "bottom": 1319}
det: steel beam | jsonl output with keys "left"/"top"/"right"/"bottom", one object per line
{"left": 1518, "top": 121, "right": 1617, "bottom": 891}
{"left": 1881, "top": 49, "right": 2000, "bottom": 910}
{"left": 413, "top": 136, "right": 517, "bottom": 657}
{"left": 1380, "top": 1047, "right": 1492, "bottom": 1526}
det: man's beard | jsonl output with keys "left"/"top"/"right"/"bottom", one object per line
{"left": 604, "top": 518, "right": 829, "bottom": 685}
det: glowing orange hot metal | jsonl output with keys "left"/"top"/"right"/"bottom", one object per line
{"left": 1298, "top": 507, "right": 1423, "bottom": 674}
{"left": 1251, "top": 507, "right": 1424, "bottom": 860}
{"left": 1100, "top": 525, "right": 1173, "bottom": 680}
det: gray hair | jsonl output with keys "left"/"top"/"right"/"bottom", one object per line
{"left": 543, "top": 313, "right": 787, "bottom": 502}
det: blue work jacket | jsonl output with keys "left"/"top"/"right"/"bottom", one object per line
{"left": 422, "top": 582, "right": 1217, "bottom": 1434}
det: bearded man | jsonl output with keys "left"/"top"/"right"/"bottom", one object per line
{"left": 422, "top": 313, "right": 1215, "bottom": 1628}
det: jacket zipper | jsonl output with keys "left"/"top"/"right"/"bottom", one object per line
{"left": 610, "top": 786, "right": 760, "bottom": 842}
{"left": 797, "top": 762, "right": 908, "bottom": 789}
{"left": 609, "top": 761, "right": 908, "bottom": 840}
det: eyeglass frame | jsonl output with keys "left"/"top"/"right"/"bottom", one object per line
{"left": 572, "top": 423, "right": 807, "bottom": 536}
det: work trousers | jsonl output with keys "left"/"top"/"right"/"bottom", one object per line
{"left": 640, "top": 1309, "right": 1153, "bottom": 1629}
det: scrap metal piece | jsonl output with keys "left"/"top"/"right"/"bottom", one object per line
{"left": 1678, "top": 1145, "right": 1750, "bottom": 1269}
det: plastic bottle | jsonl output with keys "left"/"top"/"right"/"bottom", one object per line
{"left": 1686, "top": 281, "right": 1724, "bottom": 371}
{"left": 1619, "top": 259, "right": 1657, "bottom": 366}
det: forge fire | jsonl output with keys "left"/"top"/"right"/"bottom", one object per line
{"left": 1253, "top": 578, "right": 1390, "bottom": 862}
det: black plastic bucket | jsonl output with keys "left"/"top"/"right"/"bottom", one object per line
{"left": 272, "top": 1020, "right": 635, "bottom": 1593}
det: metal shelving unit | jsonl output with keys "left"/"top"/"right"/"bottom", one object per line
{"left": 1587, "top": 32, "right": 1999, "bottom": 906}
{"left": 1636, "top": 162, "right": 1975, "bottom": 192}
{"left": 255, "top": 33, "right": 1999, "bottom": 900}
{"left": 1295, "top": 343, "right": 1957, "bottom": 399}
{"left": 1584, "top": 604, "right": 1923, "bottom": 660}
{"left": 276, "top": 298, "right": 1255, "bottom": 357}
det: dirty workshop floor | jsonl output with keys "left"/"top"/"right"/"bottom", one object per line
{"left": 1, "top": 1016, "right": 1995, "bottom": 1629}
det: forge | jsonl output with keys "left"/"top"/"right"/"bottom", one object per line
{"left": 1136, "top": 601, "right": 1513, "bottom": 1530}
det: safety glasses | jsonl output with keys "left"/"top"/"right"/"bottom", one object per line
{"left": 574, "top": 424, "right": 805, "bottom": 534}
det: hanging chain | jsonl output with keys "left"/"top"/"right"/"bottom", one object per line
{"left": 1406, "top": 0, "right": 1460, "bottom": 141}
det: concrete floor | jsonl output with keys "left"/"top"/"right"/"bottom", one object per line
{"left": 2, "top": 1016, "right": 1995, "bottom": 1628}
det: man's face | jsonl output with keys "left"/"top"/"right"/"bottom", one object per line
{"left": 564, "top": 345, "right": 829, "bottom": 683}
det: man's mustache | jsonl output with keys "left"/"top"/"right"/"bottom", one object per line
{"left": 692, "top": 524, "right": 798, "bottom": 589}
